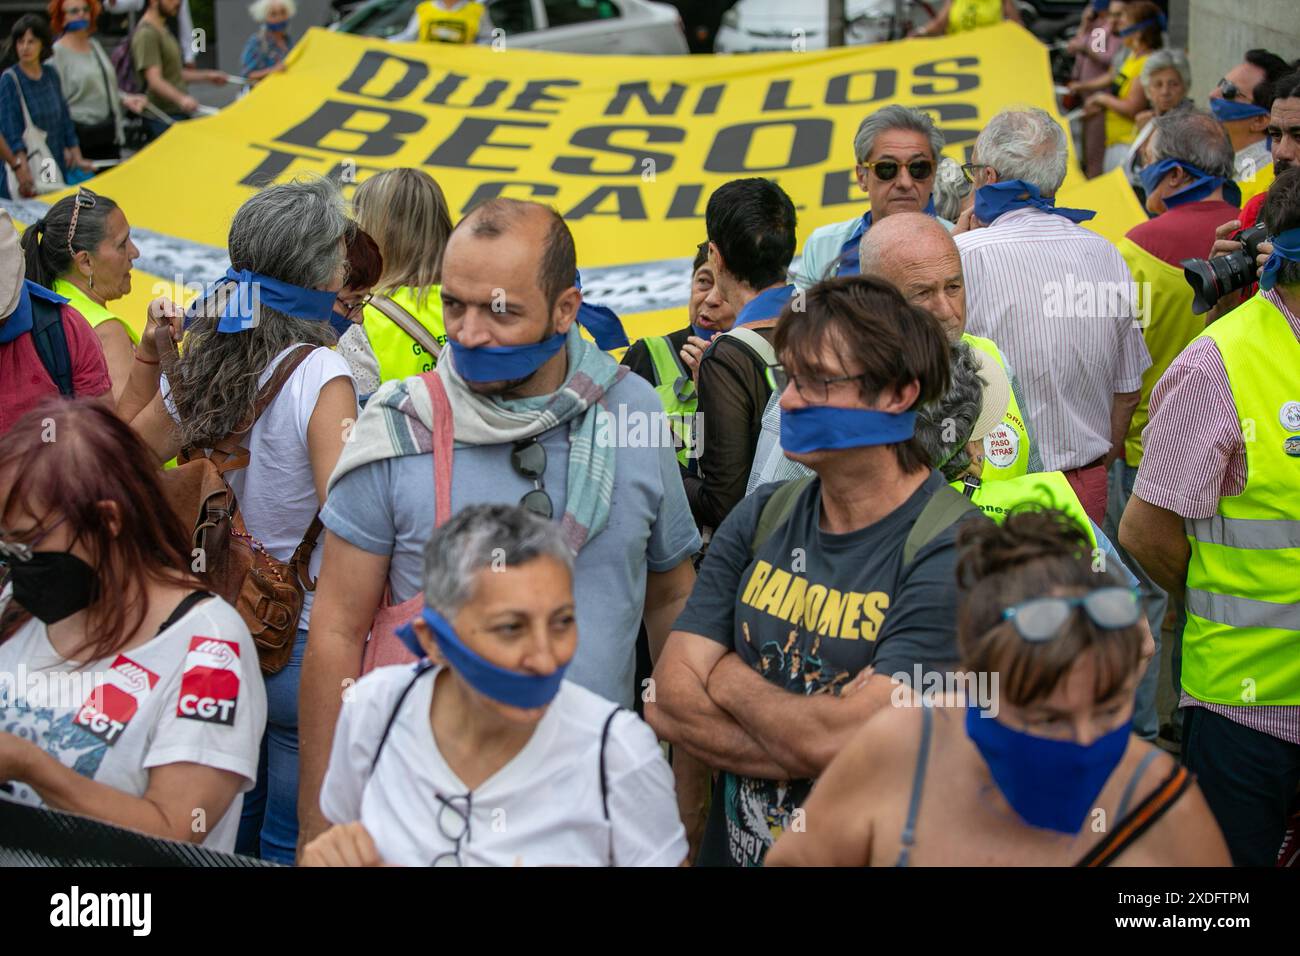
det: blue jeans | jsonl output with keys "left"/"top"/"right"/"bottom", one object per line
{"left": 237, "top": 626, "right": 306, "bottom": 864}
{"left": 1104, "top": 459, "right": 1168, "bottom": 741}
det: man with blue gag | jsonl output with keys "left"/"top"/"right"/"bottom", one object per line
{"left": 298, "top": 198, "right": 701, "bottom": 853}
{"left": 794, "top": 104, "right": 952, "bottom": 289}
{"left": 1208, "top": 49, "right": 1292, "bottom": 186}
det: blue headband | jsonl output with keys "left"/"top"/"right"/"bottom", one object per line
{"left": 396, "top": 606, "right": 568, "bottom": 710}
{"left": 974, "top": 180, "right": 1096, "bottom": 226}
{"left": 196, "top": 268, "right": 339, "bottom": 333}
{"left": 779, "top": 405, "right": 916, "bottom": 455}
{"left": 574, "top": 271, "right": 629, "bottom": 351}
{"left": 1209, "top": 95, "right": 1270, "bottom": 124}
{"left": 1259, "top": 227, "right": 1300, "bottom": 292}
{"left": 1138, "top": 158, "right": 1241, "bottom": 209}
{"left": 1118, "top": 14, "right": 1165, "bottom": 37}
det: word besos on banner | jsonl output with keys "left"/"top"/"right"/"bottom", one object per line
{"left": 236, "top": 26, "right": 1040, "bottom": 226}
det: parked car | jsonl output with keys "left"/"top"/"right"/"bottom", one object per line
{"left": 712, "top": 0, "right": 1081, "bottom": 53}
{"left": 332, "top": 0, "right": 690, "bottom": 54}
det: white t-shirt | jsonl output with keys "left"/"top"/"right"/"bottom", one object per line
{"left": 0, "top": 592, "right": 266, "bottom": 852}
{"left": 321, "top": 665, "right": 687, "bottom": 867}
{"left": 163, "top": 345, "right": 357, "bottom": 630}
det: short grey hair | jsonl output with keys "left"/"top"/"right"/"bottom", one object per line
{"left": 249, "top": 0, "right": 296, "bottom": 21}
{"left": 1149, "top": 108, "right": 1234, "bottom": 180}
{"left": 227, "top": 176, "right": 347, "bottom": 289}
{"left": 422, "top": 505, "right": 574, "bottom": 619}
{"left": 915, "top": 340, "right": 984, "bottom": 482}
{"left": 974, "top": 107, "right": 1069, "bottom": 195}
{"left": 1140, "top": 48, "right": 1191, "bottom": 92}
{"left": 931, "top": 157, "right": 972, "bottom": 222}
{"left": 853, "top": 104, "right": 945, "bottom": 164}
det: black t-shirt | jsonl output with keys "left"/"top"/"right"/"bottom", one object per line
{"left": 620, "top": 327, "right": 692, "bottom": 388}
{"left": 673, "top": 470, "right": 984, "bottom": 866}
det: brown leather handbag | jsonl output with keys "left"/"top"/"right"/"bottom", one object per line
{"left": 159, "top": 344, "right": 323, "bottom": 675}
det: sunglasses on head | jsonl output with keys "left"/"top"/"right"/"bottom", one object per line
{"left": 860, "top": 159, "right": 935, "bottom": 182}
{"left": 511, "top": 438, "right": 553, "bottom": 520}
{"left": 1000, "top": 587, "right": 1142, "bottom": 643}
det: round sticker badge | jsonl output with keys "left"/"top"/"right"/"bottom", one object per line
{"left": 1280, "top": 401, "right": 1300, "bottom": 432}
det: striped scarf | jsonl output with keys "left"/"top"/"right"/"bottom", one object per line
{"left": 328, "top": 326, "right": 627, "bottom": 554}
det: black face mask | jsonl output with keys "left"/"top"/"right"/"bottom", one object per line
{"left": 6, "top": 551, "right": 98, "bottom": 625}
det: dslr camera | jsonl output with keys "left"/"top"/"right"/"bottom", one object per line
{"left": 1182, "top": 224, "right": 1269, "bottom": 314}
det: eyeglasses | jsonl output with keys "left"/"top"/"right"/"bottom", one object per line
{"left": 66, "top": 187, "right": 96, "bottom": 259}
{"left": 0, "top": 515, "right": 67, "bottom": 565}
{"left": 960, "top": 162, "right": 993, "bottom": 184}
{"left": 859, "top": 159, "right": 935, "bottom": 182}
{"left": 511, "top": 438, "right": 553, "bottom": 520}
{"left": 1000, "top": 588, "right": 1142, "bottom": 642}
{"left": 338, "top": 291, "right": 372, "bottom": 320}
{"left": 430, "top": 792, "right": 472, "bottom": 867}
{"left": 767, "top": 363, "right": 867, "bottom": 405}
{"left": 1217, "top": 78, "right": 1247, "bottom": 102}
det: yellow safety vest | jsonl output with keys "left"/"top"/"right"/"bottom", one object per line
{"left": 643, "top": 334, "right": 697, "bottom": 468}
{"left": 361, "top": 285, "right": 446, "bottom": 384}
{"left": 416, "top": 0, "right": 485, "bottom": 43}
{"left": 1106, "top": 54, "right": 1148, "bottom": 147}
{"left": 946, "top": 0, "right": 1003, "bottom": 34}
{"left": 1182, "top": 293, "right": 1300, "bottom": 705}
{"left": 53, "top": 278, "right": 139, "bottom": 345}
{"left": 963, "top": 332, "right": 1031, "bottom": 481}
{"left": 956, "top": 471, "right": 1097, "bottom": 547}
{"left": 1238, "top": 160, "right": 1274, "bottom": 207}
{"left": 1116, "top": 236, "right": 1206, "bottom": 468}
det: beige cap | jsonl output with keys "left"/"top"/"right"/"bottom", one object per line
{"left": 968, "top": 345, "right": 1012, "bottom": 443}
{"left": 0, "top": 212, "right": 26, "bottom": 321}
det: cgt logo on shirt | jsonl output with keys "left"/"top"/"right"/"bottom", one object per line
{"left": 740, "top": 560, "right": 890, "bottom": 640}
{"left": 74, "top": 655, "right": 159, "bottom": 746}
{"left": 176, "top": 636, "right": 241, "bottom": 727}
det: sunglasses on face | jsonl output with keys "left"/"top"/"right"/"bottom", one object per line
{"left": 1217, "top": 78, "right": 1248, "bottom": 102}
{"left": 859, "top": 159, "right": 935, "bottom": 182}
{"left": 511, "top": 438, "right": 553, "bottom": 520}
{"left": 1000, "top": 587, "right": 1142, "bottom": 642}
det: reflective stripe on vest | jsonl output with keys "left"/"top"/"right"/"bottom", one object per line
{"left": 643, "top": 334, "right": 697, "bottom": 468}
{"left": 361, "top": 286, "right": 446, "bottom": 384}
{"left": 1183, "top": 293, "right": 1300, "bottom": 705}
{"left": 962, "top": 333, "right": 1030, "bottom": 481}
{"left": 956, "top": 471, "right": 1097, "bottom": 547}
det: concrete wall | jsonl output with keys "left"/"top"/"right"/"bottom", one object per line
{"left": 1184, "top": 0, "right": 1300, "bottom": 104}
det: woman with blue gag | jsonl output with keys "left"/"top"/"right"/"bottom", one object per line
{"left": 767, "top": 509, "right": 1231, "bottom": 867}
{"left": 303, "top": 504, "right": 687, "bottom": 867}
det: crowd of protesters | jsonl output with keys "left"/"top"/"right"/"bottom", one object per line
{"left": 0, "top": 14, "right": 1298, "bottom": 871}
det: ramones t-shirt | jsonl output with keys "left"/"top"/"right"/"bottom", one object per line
{"left": 673, "top": 470, "right": 982, "bottom": 866}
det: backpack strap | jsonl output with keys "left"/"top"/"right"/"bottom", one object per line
{"left": 599, "top": 707, "right": 623, "bottom": 821}
{"left": 750, "top": 475, "right": 814, "bottom": 558}
{"left": 721, "top": 325, "right": 778, "bottom": 390}
{"left": 902, "top": 483, "right": 980, "bottom": 566}
{"left": 1075, "top": 763, "right": 1193, "bottom": 867}
{"left": 370, "top": 293, "right": 442, "bottom": 359}
{"left": 30, "top": 296, "right": 73, "bottom": 397}
{"left": 368, "top": 662, "right": 437, "bottom": 777}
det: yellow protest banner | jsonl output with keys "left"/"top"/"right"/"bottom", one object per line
{"left": 48, "top": 21, "right": 1143, "bottom": 339}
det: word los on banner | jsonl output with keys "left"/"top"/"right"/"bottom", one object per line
{"left": 238, "top": 50, "right": 986, "bottom": 220}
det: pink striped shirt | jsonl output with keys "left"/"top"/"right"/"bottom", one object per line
{"left": 1136, "top": 288, "right": 1300, "bottom": 745}
{"left": 955, "top": 208, "right": 1152, "bottom": 471}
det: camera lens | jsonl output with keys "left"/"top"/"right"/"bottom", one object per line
{"left": 1181, "top": 225, "right": 1270, "bottom": 314}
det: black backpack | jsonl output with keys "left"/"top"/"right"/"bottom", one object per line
{"left": 29, "top": 294, "right": 74, "bottom": 397}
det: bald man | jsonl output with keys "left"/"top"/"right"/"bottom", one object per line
{"left": 745, "top": 214, "right": 1040, "bottom": 492}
